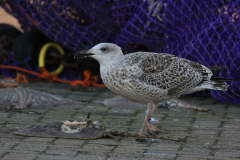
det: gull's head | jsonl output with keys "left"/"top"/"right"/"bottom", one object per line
{"left": 74, "top": 43, "right": 123, "bottom": 66}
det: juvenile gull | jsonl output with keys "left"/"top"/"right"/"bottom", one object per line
{"left": 75, "top": 43, "right": 238, "bottom": 136}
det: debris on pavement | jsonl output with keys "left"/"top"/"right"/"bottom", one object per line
{"left": 61, "top": 113, "right": 105, "bottom": 133}
{"left": 0, "top": 79, "right": 19, "bottom": 88}
{"left": 14, "top": 113, "right": 184, "bottom": 142}
{"left": 15, "top": 121, "right": 106, "bottom": 140}
{"left": 14, "top": 112, "right": 110, "bottom": 140}
{"left": 0, "top": 87, "right": 81, "bottom": 110}
{"left": 104, "top": 96, "right": 215, "bottom": 114}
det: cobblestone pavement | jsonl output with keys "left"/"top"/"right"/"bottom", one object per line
{"left": 0, "top": 81, "right": 240, "bottom": 160}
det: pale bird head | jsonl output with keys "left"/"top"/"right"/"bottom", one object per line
{"left": 74, "top": 43, "right": 123, "bottom": 66}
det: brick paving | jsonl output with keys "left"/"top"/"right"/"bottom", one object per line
{"left": 0, "top": 81, "right": 240, "bottom": 160}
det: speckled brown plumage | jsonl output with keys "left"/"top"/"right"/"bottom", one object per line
{"left": 74, "top": 43, "right": 230, "bottom": 135}
{"left": 100, "top": 51, "right": 227, "bottom": 104}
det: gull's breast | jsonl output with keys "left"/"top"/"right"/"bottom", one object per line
{"left": 100, "top": 64, "right": 170, "bottom": 104}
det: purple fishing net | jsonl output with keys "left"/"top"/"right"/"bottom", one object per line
{"left": 1, "top": 0, "right": 240, "bottom": 104}
{"left": 1, "top": 53, "right": 40, "bottom": 79}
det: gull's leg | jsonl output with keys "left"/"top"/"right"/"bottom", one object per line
{"left": 146, "top": 103, "right": 161, "bottom": 135}
{"left": 139, "top": 103, "right": 152, "bottom": 136}
{"left": 149, "top": 103, "right": 159, "bottom": 118}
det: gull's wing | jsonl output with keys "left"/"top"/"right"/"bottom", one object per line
{"left": 125, "top": 52, "right": 212, "bottom": 95}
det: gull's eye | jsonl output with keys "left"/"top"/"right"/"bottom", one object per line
{"left": 101, "top": 47, "right": 108, "bottom": 52}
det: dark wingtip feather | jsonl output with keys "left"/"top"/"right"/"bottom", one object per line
{"left": 211, "top": 76, "right": 240, "bottom": 82}
{"left": 208, "top": 66, "right": 228, "bottom": 75}
{"left": 208, "top": 66, "right": 240, "bottom": 81}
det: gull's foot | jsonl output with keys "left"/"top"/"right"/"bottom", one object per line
{"left": 146, "top": 119, "right": 161, "bottom": 135}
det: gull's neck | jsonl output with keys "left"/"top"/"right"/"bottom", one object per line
{"left": 99, "top": 54, "right": 124, "bottom": 67}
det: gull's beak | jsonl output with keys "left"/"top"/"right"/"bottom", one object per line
{"left": 74, "top": 50, "right": 94, "bottom": 59}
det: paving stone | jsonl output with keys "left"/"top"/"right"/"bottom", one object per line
{"left": 176, "top": 155, "right": 235, "bottom": 160}
{"left": 23, "top": 137, "right": 55, "bottom": 142}
{"left": 83, "top": 143, "right": 116, "bottom": 151}
{"left": 36, "top": 154, "right": 75, "bottom": 160}
{"left": 108, "top": 152, "right": 145, "bottom": 159}
{"left": 2, "top": 153, "right": 37, "bottom": 160}
{"left": 74, "top": 154, "right": 107, "bottom": 160}
{"left": 186, "top": 135, "right": 216, "bottom": 145}
{"left": 66, "top": 95, "right": 93, "bottom": 101}
{"left": 13, "top": 142, "right": 48, "bottom": 152}
{"left": 113, "top": 146, "right": 148, "bottom": 154}
{"left": 191, "top": 129, "right": 219, "bottom": 135}
{"left": 54, "top": 139, "right": 85, "bottom": 146}
{"left": 143, "top": 152, "right": 176, "bottom": 159}
{"left": 0, "top": 138, "right": 18, "bottom": 150}
{"left": 148, "top": 142, "right": 180, "bottom": 151}
{"left": 215, "top": 150, "right": 240, "bottom": 158}
{"left": 181, "top": 147, "right": 210, "bottom": 156}
{"left": 108, "top": 157, "right": 146, "bottom": 160}
{"left": 45, "top": 146, "right": 79, "bottom": 156}
{"left": 0, "top": 81, "right": 240, "bottom": 159}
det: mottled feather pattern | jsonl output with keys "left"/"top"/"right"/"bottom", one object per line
{"left": 125, "top": 52, "right": 207, "bottom": 95}
{"left": 74, "top": 43, "right": 232, "bottom": 136}
{"left": 101, "top": 52, "right": 214, "bottom": 103}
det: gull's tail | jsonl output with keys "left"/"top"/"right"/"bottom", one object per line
{"left": 206, "top": 66, "right": 240, "bottom": 91}
{"left": 208, "top": 81, "right": 229, "bottom": 91}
